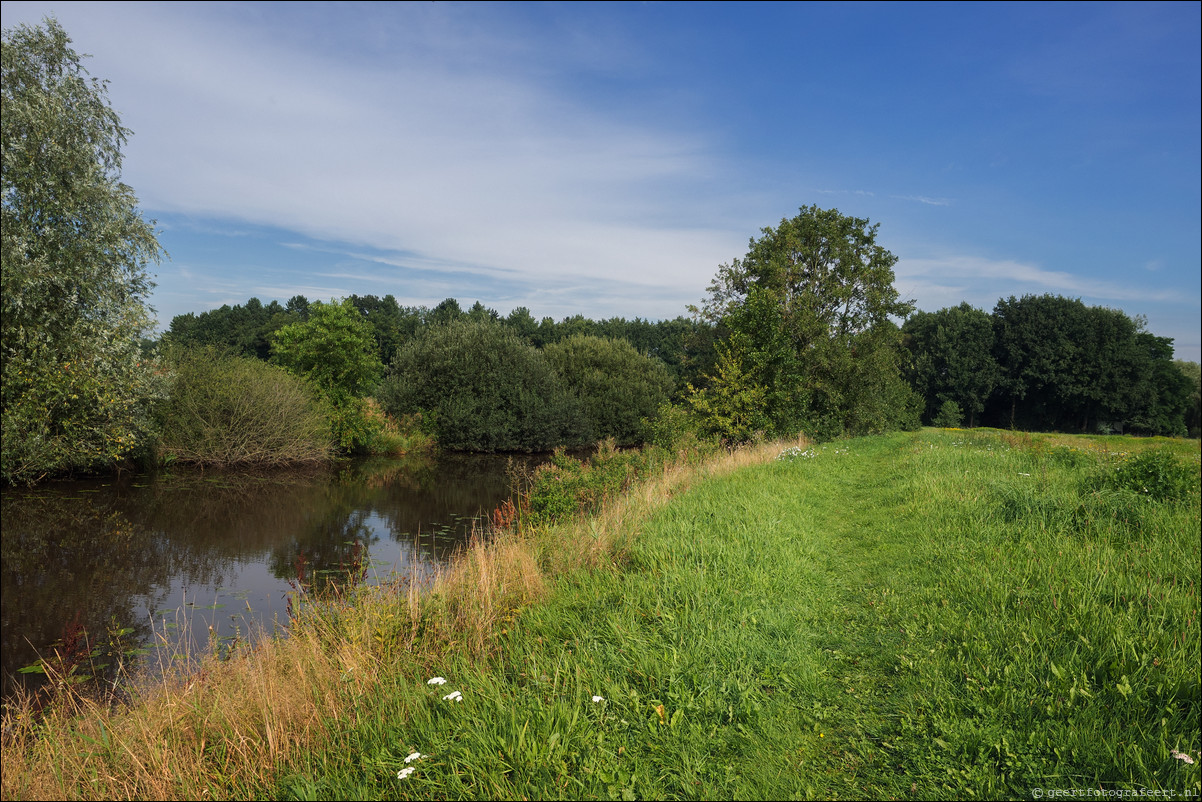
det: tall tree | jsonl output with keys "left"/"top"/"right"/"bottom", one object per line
{"left": 903, "top": 303, "right": 999, "bottom": 427}
{"left": 692, "top": 205, "right": 917, "bottom": 439}
{"left": 2, "top": 19, "right": 164, "bottom": 482}
{"left": 271, "top": 299, "right": 384, "bottom": 450}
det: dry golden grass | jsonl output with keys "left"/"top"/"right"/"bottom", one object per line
{"left": 0, "top": 437, "right": 802, "bottom": 801}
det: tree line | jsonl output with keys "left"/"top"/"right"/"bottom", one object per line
{"left": 3, "top": 18, "right": 1198, "bottom": 485}
{"left": 903, "top": 298, "right": 1197, "bottom": 437}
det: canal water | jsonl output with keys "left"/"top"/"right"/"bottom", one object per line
{"left": 0, "top": 452, "right": 536, "bottom": 700}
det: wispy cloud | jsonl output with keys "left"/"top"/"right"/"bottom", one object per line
{"left": 892, "top": 195, "right": 952, "bottom": 206}
{"left": 816, "top": 189, "right": 876, "bottom": 197}
{"left": 895, "top": 254, "right": 1188, "bottom": 308}
{"left": 28, "top": 3, "right": 743, "bottom": 305}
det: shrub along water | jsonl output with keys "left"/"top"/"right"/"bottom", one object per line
{"left": 2, "top": 430, "right": 1197, "bottom": 799}
{"left": 155, "top": 346, "right": 332, "bottom": 466}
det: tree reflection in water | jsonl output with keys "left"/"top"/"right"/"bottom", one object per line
{"left": 0, "top": 451, "right": 539, "bottom": 701}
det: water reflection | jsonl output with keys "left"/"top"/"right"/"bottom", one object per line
{"left": 1, "top": 452, "right": 536, "bottom": 699}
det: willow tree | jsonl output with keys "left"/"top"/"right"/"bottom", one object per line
{"left": 691, "top": 205, "right": 919, "bottom": 440}
{"left": 2, "top": 19, "right": 164, "bottom": 483}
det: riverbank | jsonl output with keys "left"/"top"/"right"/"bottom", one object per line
{"left": 3, "top": 430, "right": 1198, "bottom": 799}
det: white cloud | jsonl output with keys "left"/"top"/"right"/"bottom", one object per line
{"left": 892, "top": 195, "right": 952, "bottom": 206}
{"left": 4, "top": 2, "right": 744, "bottom": 306}
{"left": 895, "top": 254, "right": 1184, "bottom": 308}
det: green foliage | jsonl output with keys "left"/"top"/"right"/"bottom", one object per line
{"left": 933, "top": 399, "right": 964, "bottom": 428}
{"left": 691, "top": 206, "right": 916, "bottom": 441}
{"left": 155, "top": 347, "right": 331, "bottom": 466}
{"left": 379, "top": 320, "right": 589, "bottom": 452}
{"left": 643, "top": 401, "right": 713, "bottom": 454}
{"left": 164, "top": 297, "right": 294, "bottom": 360}
{"left": 989, "top": 295, "right": 1188, "bottom": 435}
{"left": 1176, "top": 360, "right": 1201, "bottom": 438}
{"left": 519, "top": 442, "right": 669, "bottom": 527}
{"left": 271, "top": 299, "right": 383, "bottom": 399}
{"left": 542, "top": 335, "right": 674, "bottom": 446}
{"left": 903, "top": 303, "right": 999, "bottom": 426}
{"left": 684, "top": 335, "right": 773, "bottom": 443}
{"left": 1087, "top": 448, "right": 1201, "bottom": 503}
{"left": 2, "top": 18, "right": 165, "bottom": 483}
{"left": 271, "top": 298, "right": 385, "bottom": 451}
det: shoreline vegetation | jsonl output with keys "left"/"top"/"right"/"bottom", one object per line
{"left": 2, "top": 428, "right": 1198, "bottom": 800}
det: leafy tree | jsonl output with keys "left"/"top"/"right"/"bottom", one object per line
{"left": 903, "top": 303, "right": 1000, "bottom": 427}
{"left": 543, "top": 335, "right": 674, "bottom": 446}
{"left": 271, "top": 299, "right": 384, "bottom": 450}
{"left": 348, "top": 293, "right": 410, "bottom": 366}
{"left": 684, "top": 333, "right": 772, "bottom": 443}
{"left": 271, "top": 299, "right": 382, "bottom": 399}
{"left": 164, "top": 297, "right": 293, "bottom": 360}
{"left": 932, "top": 399, "right": 964, "bottom": 428}
{"left": 427, "top": 297, "right": 464, "bottom": 326}
{"left": 991, "top": 295, "right": 1085, "bottom": 430}
{"left": 504, "top": 306, "right": 540, "bottom": 344}
{"left": 378, "top": 320, "right": 588, "bottom": 452}
{"left": 692, "top": 205, "right": 916, "bottom": 439}
{"left": 2, "top": 19, "right": 165, "bottom": 483}
{"left": 1175, "top": 360, "right": 1201, "bottom": 438}
{"left": 988, "top": 295, "right": 1187, "bottom": 435}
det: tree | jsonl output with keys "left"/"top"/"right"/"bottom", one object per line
{"left": 988, "top": 295, "right": 1188, "bottom": 435}
{"left": 543, "top": 335, "right": 674, "bottom": 446}
{"left": 271, "top": 298, "right": 384, "bottom": 450}
{"left": 1175, "top": 361, "right": 1201, "bottom": 438}
{"left": 903, "top": 303, "right": 999, "bottom": 427}
{"left": 2, "top": 19, "right": 164, "bottom": 483}
{"left": 378, "top": 320, "right": 588, "bottom": 452}
{"left": 692, "top": 205, "right": 917, "bottom": 439}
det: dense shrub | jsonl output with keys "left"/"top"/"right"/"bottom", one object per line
{"left": 1086, "top": 448, "right": 1201, "bottom": 503}
{"left": 519, "top": 441, "right": 670, "bottom": 527}
{"left": 542, "top": 335, "right": 674, "bottom": 446}
{"left": 156, "top": 347, "right": 332, "bottom": 466}
{"left": 379, "top": 320, "right": 588, "bottom": 452}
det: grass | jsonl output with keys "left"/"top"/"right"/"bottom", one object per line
{"left": 2, "top": 429, "right": 1198, "bottom": 800}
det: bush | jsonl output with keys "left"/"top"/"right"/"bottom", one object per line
{"left": 379, "top": 320, "right": 588, "bottom": 452}
{"left": 156, "top": 347, "right": 332, "bottom": 466}
{"left": 1086, "top": 448, "right": 1201, "bottom": 503}
{"left": 543, "top": 335, "right": 674, "bottom": 446}
{"left": 519, "top": 441, "right": 669, "bottom": 527}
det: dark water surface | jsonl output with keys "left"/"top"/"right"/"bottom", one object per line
{"left": 1, "top": 452, "right": 535, "bottom": 699}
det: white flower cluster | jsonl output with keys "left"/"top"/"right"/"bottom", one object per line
{"left": 777, "top": 444, "right": 849, "bottom": 461}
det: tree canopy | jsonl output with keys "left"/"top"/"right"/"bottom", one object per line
{"left": 378, "top": 320, "right": 589, "bottom": 452}
{"left": 2, "top": 18, "right": 164, "bottom": 482}
{"left": 691, "top": 206, "right": 919, "bottom": 440}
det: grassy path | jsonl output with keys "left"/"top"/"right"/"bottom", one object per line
{"left": 276, "top": 431, "right": 1200, "bottom": 800}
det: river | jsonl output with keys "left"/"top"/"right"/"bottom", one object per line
{"left": 0, "top": 451, "right": 536, "bottom": 700}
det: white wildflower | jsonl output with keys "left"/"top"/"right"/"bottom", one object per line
{"left": 397, "top": 767, "right": 416, "bottom": 779}
{"left": 405, "top": 752, "right": 423, "bottom": 763}
{"left": 442, "top": 690, "right": 463, "bottom": 702}
{"left": 427, "top": 676, "right": 447, "bottom": 685}
{"left": 1171, "top": 749, "right": 1195, "bottom": 764}
{"left": 592, "top": 695, "right": 605, "bottom": 703}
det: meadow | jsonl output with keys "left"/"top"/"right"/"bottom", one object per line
{"left": 2, "top": 429, "right": 1198, "bottom": 800}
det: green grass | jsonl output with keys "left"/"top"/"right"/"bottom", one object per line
{"left": 271, "top": 430, "right": 1200, "bottom": 800}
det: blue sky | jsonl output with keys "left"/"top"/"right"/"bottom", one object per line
{"left": 4, "top": 1, "right": 1200, "bottom": 359}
